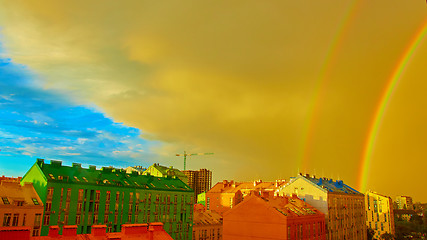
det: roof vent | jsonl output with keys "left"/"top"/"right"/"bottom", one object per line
{"left": 102, "top": 167, "right": 112, "bottom": 173}
{"left": 72, "top": 163, "right": 81, "bottom": 168}
{"left": 51, "top": 160, "right": 62, "bottom": 167}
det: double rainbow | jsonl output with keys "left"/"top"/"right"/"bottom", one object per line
{"left": 357, "top": 19, "right": 427, "bottom": 191}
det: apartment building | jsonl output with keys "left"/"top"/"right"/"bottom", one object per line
{"left": 277, "top": 174, "right": 366, "bottom": 240}
{"left": 365, "top": 191, "right": 395, "bottom": 239}
{"left": 0, "top": 180, "right": 44, "bottom": 236}
{"left": 21, "top": 159, "right": 194, "bottom": 240}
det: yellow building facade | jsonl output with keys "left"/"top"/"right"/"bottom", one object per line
{"left": 365, "top": 191, "right": 395, "bottom": 240}
{"left": 277, "top": 174, "right": 366, "bottom": 240}
{"left": 0, "top": 181, "right": 44, "bottom": 236}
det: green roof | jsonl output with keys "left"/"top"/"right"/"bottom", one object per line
{"left": 36, "top": 159, "right": 192, "bottom": 192}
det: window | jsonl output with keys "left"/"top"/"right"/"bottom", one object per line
{"left": 78, "top": 189, "right": 84, "bottom": 201}
{"left": 48, "top": 174, "right": 55, "bottom": 179}
{"left": 77, "top": 203, "right": 82, "bottom": 212}
{"left": 17, "top": 201, "right": 24, "bottom": 206}
{"left": 82, "top": 177, "right": 88, "bottom": 182}
{"left": 43, "top": 215, "right": 50, "bottom": 225}
{"left": 76, "top": 215, "right": 81, "bottom": 225}
{"left": 47, "top": 187, "right": 54, "bottom": 197}
{"left": 94, "top": 203, "right": 99, "bottom": 213}
{"left": 34, "top": 214, "right": 41, "bottom": 227}
{"left": 22, "top": 214, "right": 26, "bottom": 226}
{"left": 2, "top": 197, "right": 10, "bottom": 204}
{"left": 105, "top": 203, "right": 110, "bottom": 212}
{"left": 11, "top": 214, "right": 19, "bottom": 226}
{"left": 67, "top": 188, "right": 71, "bottom": 199}
{"left": 116, "top": 192, "right": 120, "bottom": 202}
{"left": 32, "top": 198, "right": 39, "bottom": 205}
{"left": 128, "top": 214, "right": 132, "bottom": 223}
{"left": 96, "top": 191, "right": 100, "bottom": 201}
{"left": 3, "top": 213, "right": 11, "bottom": 226}
{"left": 32, "top": 228, "right": 39, "bottom": 237}
{"left": 104, "top": 215, "right": 109, "bottom": 224}
{"left": 45, "top": 202, "right": 52, "bottom": 212}
{"left": 106, "top": 191, "right": 111, "bottom": 201}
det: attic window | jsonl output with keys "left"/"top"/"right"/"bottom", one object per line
{"left": 124, "top": 181, "right": 130, "bottom": 186}
{"left": 2, "top": 197, "right": 10, "bottom": 204}
{"left": 82, "top": 177, "right": 88, "bottom": 182}
{"left": 32, "top": 198, "right": 39, "bottom": 205}
{"left": 150, "top": 183, "right": 155, "bottom": 188}
{"left": 103, "top": 179, "right": 110, "bottom": 184}
{"left": 48, "top": 174, "right": 55, "bottom": 180}
{"left": 74, "top": 176, "right": 79, "bottom": 182}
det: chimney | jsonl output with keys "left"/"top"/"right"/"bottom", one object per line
{"left": 149, "top": 222, "right": 165, "bottom": 240}
{"left": 63, "top": 225, "right": 77, "bottom": 236}
{"left": 72, "top": 163, "right": 82, "bottom": 168}
{"left": 91, "top": 225, "right": 107, "bottom": 237}
{"left": 122, "top": 224, "right": 148, "bottom": 235}
{"left": 48, "top": 226, "right": 60, "bottom": 238}
{"left": 223, "top": 180, "right": 228, "bottom": 186}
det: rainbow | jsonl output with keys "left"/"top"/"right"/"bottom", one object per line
{"left": 357, "top": 19, "right": 427, "bottom": 192}
{"left": 301, "top": 0, "right": 363, "bottom": 170}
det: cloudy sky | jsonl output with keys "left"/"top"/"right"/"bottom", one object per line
{"left": 0, "top": 0, "right": 426, "bottom": 201}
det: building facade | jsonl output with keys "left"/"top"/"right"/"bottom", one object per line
{"left": 396, "top": 196, "right": 414, "bottom": 210}
{"left": 0, "top": 180, "right": 44, "bottom": 237}
{"left": 183, "top": 169, "right": 212, "bottom": 197}
{"left": 21, "top": 159, "right": 194, "bottom": 240}
{"left": 277, "top": 174, "right": 366, "bottom": 240}
{"left": 193, "top": 204, "right": 222, "bottom": 240}
{"left": 365, "top": 191, "right": 395, "bottom": 240}
{"left": 223, "top": 194, "right": 326, "bottom": 240}
{"left": 204, "top": 180, "right": 243, "bottom": 215}
{"left": 1, "top": 222, "right": 174, "bottom": 240}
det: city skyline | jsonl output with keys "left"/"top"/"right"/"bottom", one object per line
{"left": 0, "top": 0, "right": 426, "bottom": 202}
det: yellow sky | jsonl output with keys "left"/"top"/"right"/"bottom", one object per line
{"left": 0, "top": 0, "right": 426, "bottom": 201}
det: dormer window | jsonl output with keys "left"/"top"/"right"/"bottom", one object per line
{"left": 16, "top": 201, "right": 24, "bottom": 206}
{"left": 48, "top": 174, "right": 55, "bottom": 180}
{"left": 32, "top": 198, "right": 39, "bottom": 205}
{"left": 58, "top": 176, "right": 63, "bottom": 180}
{"left": 82, "top": 177, "right": 88, "bottom": 182}
{"left": 74, "top": 176, "right": 79, "bottom": 182}
{"left": 2, "top": 197, "right": 10, "bottom": 204}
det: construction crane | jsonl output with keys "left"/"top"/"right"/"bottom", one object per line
{"left": 176, "top": 151, "right": 214, "bottom": 171}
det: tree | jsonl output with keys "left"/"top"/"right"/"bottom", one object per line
{"left": 379, "top": 232, "right": 394, "bottom": 240}
{"left": 367, "top": 227, "right": 376, "bottom": 240}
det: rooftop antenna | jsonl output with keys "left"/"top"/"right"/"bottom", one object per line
{"left": 176, "top": 151, "right": 214, "bottom": 171}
